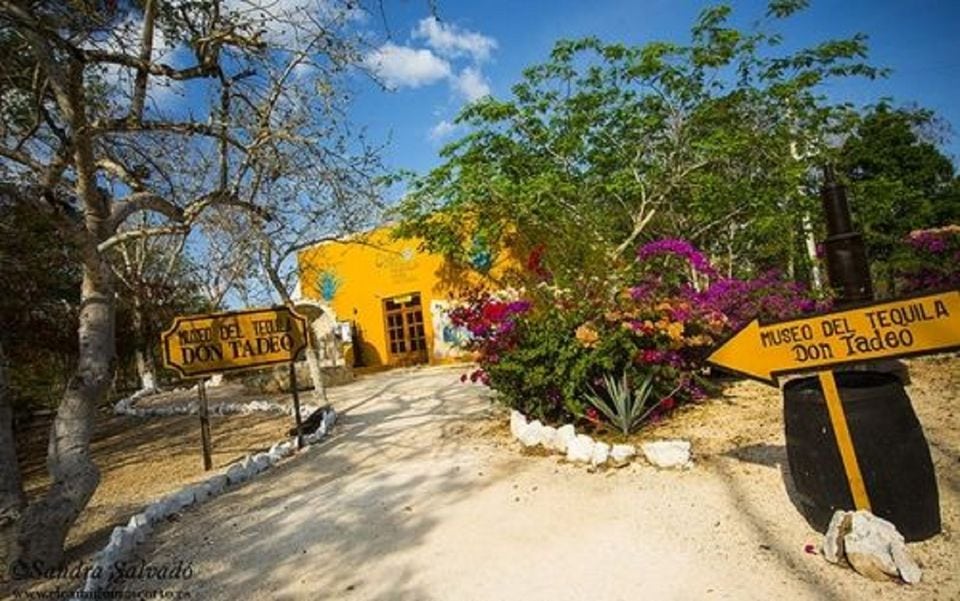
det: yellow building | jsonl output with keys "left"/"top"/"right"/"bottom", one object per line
{"left": 297, "top": 226, "right": 506, "bottom": 369}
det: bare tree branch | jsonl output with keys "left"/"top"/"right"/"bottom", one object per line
{"left": 107, "top": 192, "right": 184, "bottom": 232}
{"left": 98, "top": 224, "right": 189, "bottom": 253}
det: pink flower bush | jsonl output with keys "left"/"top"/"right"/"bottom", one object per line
{"left": 452, "top": 238, "right": 823, "bottom": 431}
{"left": 900, "top": 226, "right": 960, "bottom": 292}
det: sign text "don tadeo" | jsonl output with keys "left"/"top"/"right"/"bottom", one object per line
{"left": 162, "top": 307, "right": 308, "bottom": 378}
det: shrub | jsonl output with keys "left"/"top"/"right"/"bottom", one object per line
{"left": 898, "top": 226, "right": 960, "bottom": 292}
{"left": 584, "top": 371, "right": 656, "bottom": 436}
{"left": 452, "top": 238, "right": 821, "bottom": 432}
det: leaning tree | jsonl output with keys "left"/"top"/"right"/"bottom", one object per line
{"left": 0, "top": 0, "right": 377, "bottom": 569}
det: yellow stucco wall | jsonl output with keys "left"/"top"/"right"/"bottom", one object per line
{"left": 297, "top": 227, "right": 500, "bottom": 368}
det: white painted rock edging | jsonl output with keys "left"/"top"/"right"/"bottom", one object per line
{"left": 113, "top": 390, "right": 319, "bottom": 420}
{"left": 74, "top": 407, "right": 337, "bottom": 597}
{"left": 641, "top": 439, "right": 693, "bottom": 470}
{"left": 508, "top": 410, "right": 692, "bottom": 471}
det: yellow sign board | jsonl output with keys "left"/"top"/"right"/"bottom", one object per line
{"left": 162, "top": 306, "right": 308, "bottom": 378}
{"left": 707, "top": 290, "right": 960, "bottom": 385}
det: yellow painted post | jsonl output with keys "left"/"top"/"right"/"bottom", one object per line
{"left": 817, "top": 371, "right": 871, "bottom": 511}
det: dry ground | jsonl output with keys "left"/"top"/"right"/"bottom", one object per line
{"left": 15, "top": 390, "right": 301, "bottom": 561}
{"left": 111, "top": 358, "right": 958, "bottom": 601}
{"left": 8, "top": 357, "right": 959, "bottom": 600}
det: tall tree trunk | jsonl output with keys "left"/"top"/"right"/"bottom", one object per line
{"left": 0, "top": 341, "right": 26, "bottom": 578}
{"left": 14, "top": 57, "right": 112, "bottom": 569}
{"left": 132, "top": 298, "right": 157, "bottom": 391}
{"left": 802, "top": 213, "right": 823, "bottom": 292}
{"left": 305, "top": 319, "right": 330, "bottom": 405}
{"left": 258, "top": 242, "right": 330, "bottom": 407}
{"left": 16, "top": 253, "right": 113, "bottom": 569}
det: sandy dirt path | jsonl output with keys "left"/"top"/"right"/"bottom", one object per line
{"left": 122, "top": 363, "right": 958, "bottom": 601}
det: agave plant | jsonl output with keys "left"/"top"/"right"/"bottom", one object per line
{"left": 584, "top": 371, "right": 656, "bottom": 436}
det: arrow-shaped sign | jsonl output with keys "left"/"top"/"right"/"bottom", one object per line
{"left": 707, "top": 290, "right": 960, "bottom": 385}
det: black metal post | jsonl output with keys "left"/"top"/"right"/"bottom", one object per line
{"left": 290, "top": 361, "right": 304, "bottom": 449}
{"left": 198, "top": 378, "right": 213, "bottom": 471}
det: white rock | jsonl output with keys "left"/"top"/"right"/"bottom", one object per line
{"left": 86, "top": 546, "right": 118, "bottom": 591}
{"left": 127, "top": 513, "right": 150, "bottom": 534}
{"left": 843, "top": 511, "right": 920, "bottom": 583}
{"left": 250, "top": 453, "right": 272, "bottom": 472}
{"left": 610, "top": 444, "right": 636, "bottom": 467}
{"left": 642, "top": 439, "right": 692, "bottom": 469}
{"left": 270, "top": 441, "right": 295, "bottom": 458}
{"left": 203, "top": 474, "right": 228, "bottom": 497}
{"left": 121, "top": 524, "right": 146, "bottom": 545}
{"left": 226, "top": 462, "right": 249, "bottom": 485}
{"left": 554, "top": 424, "right": 576, "bottom": 453}
{"left": 566, "top": 434, "right": 595, "bottom": 463}
{"left": 108, "top": 526, "right": 134, "bottom": 556}
{"left": 891, "top": 541, "right": 922, "bottom": 584}
{"left": 510, "top": 410, "right": 528, "bottom": 439}
{"left": 518, "top": 420, "right": 544, "bottom": 447}
{"left": 322, "top": 407, "right": 337, "bottom": 432}
{"left": 98, "top": 543, "right": 121, "bottom": 566}
{"left": 173, "top": 488, "right": 195, "bottom": 509}
{"left": 590, "top": 442, "right": 610, "bottom": 468}
{"left": 823, "top": 510, "right": 849, "bottom": 564}
{"left": 539, "top": 426, "right": 558, "bottom": 451}
{"left": 191, "top": 484, "right": 210, "bottom": 503}
{"left": 144, "top": 501, "right": 171, "bottom": 524}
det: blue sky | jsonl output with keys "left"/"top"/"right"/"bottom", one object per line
{"left": 351, "top": 0, "right": 960, "bottom": 181}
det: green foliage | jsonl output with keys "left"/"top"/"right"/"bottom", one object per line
{"left": 839, "top": 103, "right": 960, "bottom": 296}
{"left": 0, "top": 199, "right": 80, "bottom": 409}
{"left": 396, "top": 2, "right": 882, "bottom": 289}
{"left": 584, "top": 371, "right": 655, "bottom": 436}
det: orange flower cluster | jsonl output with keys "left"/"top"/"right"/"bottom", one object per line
{"left": 574, "top": 322, "right": 600, "bottom": 347}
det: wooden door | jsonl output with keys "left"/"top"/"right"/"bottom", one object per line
{"left": 383, "top": 293, "right": 428, "bottom": 366}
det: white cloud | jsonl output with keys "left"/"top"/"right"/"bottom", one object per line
{"left": 428, "top": 119, "right": 458, "bottom": 141}
{"left": 453, "top": 66, "right": 490, "bottom": 102}
{"left": 222, "top": 0, "right": 365, "bottom": 47}
{"left": 365, "top": 43, "right": 452, "bottom": 89}
{"left": 412, "top": 16, "right": 497, "bottom": 62}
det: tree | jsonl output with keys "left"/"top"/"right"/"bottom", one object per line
{"left": 0, "top": 187, "right": 81, "bottom": 411}
{"left": 395, "top": 1, "right": 880, "bottom": 287}
{"left": 0, "top": 0, "right": 375, "bottom": 568}
{"left": 838, "top": 103, "right": 960, "bottom": 296}
{"left": 110, "top": 231, "right": 210, "bottom": 391}
{"left": 204, "top": 132, "right": 385, "bottom": 402}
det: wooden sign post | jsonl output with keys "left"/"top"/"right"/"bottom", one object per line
{"left": 162, "top": 306, "right": 309, "bottom": 470}
{"left": 197, "top": 378, "right": 213, "bottom": 471}
{"left": 707, "top": 290, "right": 960, "bottom": 510}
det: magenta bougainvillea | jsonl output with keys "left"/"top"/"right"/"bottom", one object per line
{"left": 900, "top": 226, "right": 960, "bottom": 292}
{"left": 450, "top": 238, "right": 823, "bottom": 430}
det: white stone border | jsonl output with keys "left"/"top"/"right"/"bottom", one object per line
{"left": 72, "top": 406, "right": 337, "bottom": 597}
{"left": 113, "top": 389, "right": 320, "bottom": 420}
{"left": 509, "top": 410, "right": 693, "bottom": 470}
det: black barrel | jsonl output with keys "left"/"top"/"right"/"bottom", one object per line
{"left": 783, "top": 371, "right": 940, "bottom": 541}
